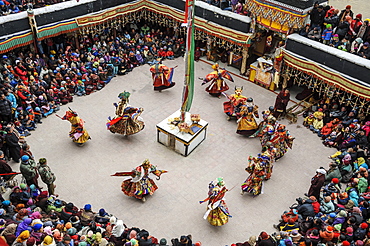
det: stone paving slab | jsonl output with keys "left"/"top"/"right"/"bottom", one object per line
{"left": 14, "top": 58, "right": 334, "bottom": 246}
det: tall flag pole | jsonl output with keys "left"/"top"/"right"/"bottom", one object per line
{"left": 180, "top": 0, "right": 195, "bottom": 122}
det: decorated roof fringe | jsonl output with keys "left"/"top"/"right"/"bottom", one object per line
{"left": 0, "top": 31, "right": 33, "bottom": 54}
{"left": 37, "top": 19, "right": 79, "bottom": 40}
{"left": 246, "top": 0, "right": 307, "bottom": 33}
{"left": 0, "top": 0, "right": 251, "bottom": 54}
{"left": 75, "top": 0, "right": 251, "bottom": 46}
{"left": 282, "top": 49, "right": 370, "bottom": 101}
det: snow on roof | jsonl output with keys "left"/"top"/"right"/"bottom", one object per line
{"left": 287, "top": 33, "right": 370, "bottom": 70}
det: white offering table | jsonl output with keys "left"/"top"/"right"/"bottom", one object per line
{"left": 156, "top": 110, "right": 208, "bottom": 156}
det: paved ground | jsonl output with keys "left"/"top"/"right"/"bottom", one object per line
{"left": 9, "top": 58, "right": 334, "bottom": 245}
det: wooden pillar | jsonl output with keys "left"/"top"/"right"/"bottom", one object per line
{"left": 206, "top": 37, "right": 212, "bottom": 61}
{"left": 27, "top": 5, "right": 39, "bottom": 54}
{"left": 228, "top": 51, "right": 233, "bottom": 66}
{"left": 240, "top": 46, "right": 249, "bottom": 76}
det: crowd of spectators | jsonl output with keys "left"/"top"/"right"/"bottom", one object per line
{"left": 0, "top": 21, "right": 199, "bottom": 246}
{"left": 0, "top": 22, "right": 186, "bottom": 142}
{"left": 1, "top": 1, "right": 370, "bottom": 246}
{"left": 299, "top": 3, "right": 370, "bottom": 59}
{"left": 203, "top": 0, "right": 370, "bottom": 60}
{"left": 228, "top": 98, "right": 370, "bottom": 246}
{"left": 200, "top": 0, "right": 246, "bottom": 14}
{"left": 0, "top": 0, "right": 71, "bottom": 16}
{"left": 303, "top": 99, "right": 369, "bottom": 150}
{"left": 0, "top": 184, "right": 200, "bottom": 246}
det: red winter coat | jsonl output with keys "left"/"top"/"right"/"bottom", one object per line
{"left": 158, "top": 50, "right": 167, "bottom": 57}
{"left": 312, "top": 201, "right": 320, "bottom": 214}
{"left": 14, "top": 65, "right": 28, "bottom": 81}
{"left": 321, "top": 122, "right": 334, "bottom": 135}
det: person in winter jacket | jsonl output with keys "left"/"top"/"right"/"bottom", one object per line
{"left": 353, "top": 222, "right": 368, "bottom": 241}
{"left": 297, "top": 198, "right": 316, "bottom": 219}
{"left": 319, "top": 225, "right": 334, "bottom": 243}
{"left": 79, "top": 204, "right": 95, "bottom": 226}
{"left": 338, "top": 5, "right": 354, "bottom": 23}
{"left": 325, "top": 162, "right": 342, "bottom": 183}
{"left": 310, "top": 5, "right": 325, "bottom": 29}
{"left": 0, "top": 150, "right": 13, "bottom": 180}
{"left": 348, "top": 188, "right": 359, "bottom": 207}
{"left": 310, "top": 196, "right": 321, "bottom": 214}
{"left": 308, "top": 27, "right": 322, "bottom": 41}
{"left": 322, "top": 24, "right": 334, "bottom": 45}
{"left": 14, "top": 62, "right": 28, "bottom": 82}
{"left": 19, "top": 155, "right": 40, "bottom": 189}
{"left": 321, "top": 196, "right": 336, "bottom": 214}
{"left": 330, "top": 34, "right": 341, "bottom": 48}
{"left": 324, "top": 9, "right": 340, "bottom": 28}
{"left": 37, "top": 158, "right": 56, "bottom": 195}
{"left": 333, "top": 210, "right": 347, "bottom": 225}
{"left": 335, "top": 17, "right": 351, "bottom": 40}
{"left": 307, "top": 168, "right": 326, "bottom": 201}
{"left": 310, "top": 116, "right": 324, "bottom": 134}
{"left": 354, "top": 176, "right": 367, "bottom": 195}
{"left": 0, "top": 93, "right": 13, "bottom": 124}
{"left": 5, "top": 126, "right": 20, "bottom": 163}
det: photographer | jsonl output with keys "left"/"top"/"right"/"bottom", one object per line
{"left": 297, "top": 197, "right": 316, "bottom": 219}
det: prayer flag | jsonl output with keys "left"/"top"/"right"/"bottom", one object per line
{"left": 181, "top": 0, "right": 195, "bottom": 117}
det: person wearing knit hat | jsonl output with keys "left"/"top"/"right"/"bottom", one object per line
{"left": 333, "top": 210, "right": 347, "bottom": 226}
{"left": 129, "top": 238, "right": 138, "bottom": 245}
{"left": 322, "top": 24, "right": 333, "bottom": 45}
{"left": 32, "top": 223, "right": 42, "bottom": 231}
{"left": 354, "top": 223, "right": 368, "bottom": 241}
{"left": 322, "top": 178, "right": 341, "bottom": 198}
{"left": 37, "top": 158, "right": 56, "bottom": 196}
{"left": 356, "top": 240, "right": 364, "bottom": 246}
{"left": 320, "top": 196, "right": 335, "bottom": 214}
{"left": 289, "top": 230, "right": 302, "bottom": 244}
{"left": 41, "top": 235, "right": 55, "bottom": 246}
{"left": 65, "top": 222, "right": 72, "bottom": 230}
{"left": 80, "top": 204, "right": 94, "bottom": 227}
{"left": 360, "top": 222, "right": 368, "bottom": 229}
{"left": 329, "top": 212, "right": 336, "bottom": 218}
{"left": 2, "top": 200, "right": 10, "bottom": 207}
{"left": 346, "top": 226, "right": 354, "bottom": 243}
{"left": 320, "top": 226, "right": 334, "bottom": 243}
{"left": 67, "top": 228, "right": 77, "bottom": 236}
{"left": 43, "top": 226, "right": 52, "bottom": 236}
{"left": 95, "top": 208, "right": 111, "bottom": 224}
{"left": 20, "top": 154, "right": 41, "bottom": 189}
{"left": 16, "top": 230, "right": 30, "bottom": 244}
{"left": 259, "top": 231, "right": 269, "bottom": 240}
{"left": 26, "top": 237, "right": 36, "bottom": 246}
{"left": 334, "top": 224, "right": 342, "bottom": 231}
{"left": 332, "top": 178, "right": 339, "bottom": 184}
{"left": 339, "top": 5, "right": 353, "bottom": 24}
{"left": 351, "top": 37, "right": 364, "bottom": 53}
{"left": 94, "top": 232, "right": 108, "bottom": 246}
{"left": 330, "top": 34, "right": 340, "bottom": 47}
{"left": 159, "top": 238, "right": 169, "bottom": 246}
{"left": 343, "top": 241, "right": 351, "bottom": 246}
